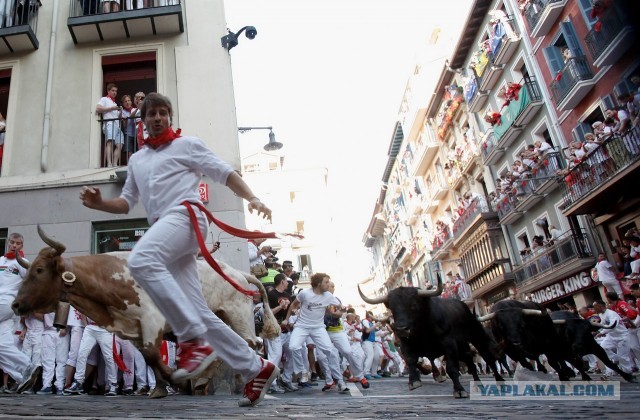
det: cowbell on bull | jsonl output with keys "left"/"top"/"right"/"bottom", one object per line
{"left": 11, "top": 226, "right": 279, "bottom": 398}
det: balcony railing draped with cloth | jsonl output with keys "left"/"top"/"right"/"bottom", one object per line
{"left": 513, "top": 230, "right": 592, "bottom": 285}
{"left": 493, "top": 77, "right": 542, "bottom": 142}
{"left": 562, "top": 127, "right": 640, "bottom": 209}
{"left": 550, "top": 56, "right": 593, "bottom": 105}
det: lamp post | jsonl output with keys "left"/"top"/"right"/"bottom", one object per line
{"left": 237, "top": 126, "right": 283, "bottom": 151}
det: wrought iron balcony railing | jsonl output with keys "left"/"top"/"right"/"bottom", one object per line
{"left": 549, "top": 55, "right": 594, "bottom": 106}
{"left": 562, "top": 126, "right": 640, "bottom": 209}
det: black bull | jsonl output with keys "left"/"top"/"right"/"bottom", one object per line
{"left": 550, "top": 310, "right": 635, "bottom": 383}
{"left": 359, "top": 281, "right": 504, "bottom": 398}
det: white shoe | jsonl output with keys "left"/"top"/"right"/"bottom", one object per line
{"left": 337, "top": 381, "right": 350, "bottom": 394}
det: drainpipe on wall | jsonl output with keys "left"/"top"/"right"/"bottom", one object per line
{"left": 41, "top": 0, "right": 59, "bottom": 173}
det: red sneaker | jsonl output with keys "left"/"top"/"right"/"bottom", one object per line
{"left": 322, "top": 382, "right": 336, "bottom": 391}
{"left": 170, "top": 342, "right": 218, "bottom": 383}
{"left": 360, "top": 377, "right": 370, "bottom": 389}
{"left": 238, "top": 359, "right": 279, "bottom": 407}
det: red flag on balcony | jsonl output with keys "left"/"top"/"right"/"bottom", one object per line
{"left": 594, "top": 21, "right": 602, "bottom": 32}
{"left": 555, "top": 71, "right": 563, "bottom": 82}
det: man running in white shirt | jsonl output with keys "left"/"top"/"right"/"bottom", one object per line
{"left": 284, "top": 273, "right": 348, "bottom": 393}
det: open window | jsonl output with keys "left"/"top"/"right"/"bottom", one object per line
{"left": 99, "top": 52, "right": 157, "bottom": 168}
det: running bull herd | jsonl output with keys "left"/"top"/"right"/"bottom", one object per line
{"left": 358, "top": 281, "right": 636, "bottom": 398}
{"left": 10, "top": 227, "right": 635, "bottom": 400}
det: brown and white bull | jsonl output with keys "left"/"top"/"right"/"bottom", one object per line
{"left": 11, "top": 226, "right": 279, "bottom": 398}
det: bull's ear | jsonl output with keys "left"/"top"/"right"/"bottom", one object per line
{"left": 55, "top": 256, "right": 66, "bottom": 275}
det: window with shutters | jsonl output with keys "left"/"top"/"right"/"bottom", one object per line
{"left": 577, "top": 0, "right": 598, "bottom": 28}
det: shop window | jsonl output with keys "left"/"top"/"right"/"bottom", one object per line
{"left": 93, "top": 220, "right": 150, "bottom": 254}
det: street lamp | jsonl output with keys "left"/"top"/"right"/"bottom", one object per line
{"left": 221, "top": 26, "right": 257, "bottom": 51}
{"left": 237, "top": 126, "right": 283, "bottom": 151}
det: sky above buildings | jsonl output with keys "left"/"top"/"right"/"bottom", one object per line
{"left": 224, "top": 0, "right": 472, "bottom": 301}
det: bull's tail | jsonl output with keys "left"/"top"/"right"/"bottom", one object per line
{"left": 245, "top": 275, "right": 281, "bottom": 340}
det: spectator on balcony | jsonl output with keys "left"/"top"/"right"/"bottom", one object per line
{"left": 561, "top": 46, "right": 573, "bottom": 63}
{"left": 15, "top": 0, "right": 41, "bottom": 26}
{"left": 125, "top": 1, "right": 152, "bottom": 10}
{"left": 453, "top": 274, "right": 471, "bottom": 301}
{"left": 96, "top": 83, "right": 124, "bottom": 167}
{"left": 101, "top": 0, "right": 120, "bottom": 13}
{"left": 120, "top": 95, "right": 137, "bottom": 159}
{"left": 534, "top": 139, "right": 553, "bottom": 157}
{"left": 548, "top": 225, "right": 563, "bottom": 245}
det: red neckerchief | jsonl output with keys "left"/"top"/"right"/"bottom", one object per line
{"left": 248, "top": 240, "right": 258, "bottom": 247}
{"left": 5, "top": 250, "right": 24, "bottom": 259}
{"left": 144, "top": 127, "right": 182, "bottom": 149}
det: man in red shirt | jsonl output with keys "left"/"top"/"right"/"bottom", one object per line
{"left": 606, "top": 291, "right": 640, "bottom": 372}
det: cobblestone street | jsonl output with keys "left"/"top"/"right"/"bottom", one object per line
{"left": 1, "top": 375, "right": 639, "bottom": 419}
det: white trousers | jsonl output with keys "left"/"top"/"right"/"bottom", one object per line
{"left": 329, "top": 331, "right": 364, "bottom": 380}
{"left": 601, "top": 333, "right": 633, "bottom": 374}
{"left": 118, "top": 338, "right": 149, "bottom": 389}
{"left": 0, "top": 313, "right": 30, "bottom": 383}
{"left": 362, "top": 340, "right": 375, "bottom": 375}
{"left": 41, "top": 330, "right": 70, "bottom": 390}
{"left": 74, "top": 326, "right": 117, "bottom": 387}
{"left": 265, "top": 334, "right": 283, "bottom": 368}
{"left": 288, "top": 325, "right": 338, "bottom": 382}
{"left": 128, "top": 209, "right": 261, "bottom": 382}
{"left": 66, "top": 326, "right": 85, "bottom": 367}
{"left": 22, "top": 328, "right": 44, "bottom": 366}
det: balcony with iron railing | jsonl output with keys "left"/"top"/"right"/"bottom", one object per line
{"left": 431, "top": 226, "right": 453, "bottom": 260}
{"left": 464, "top": 71, "right": 489, "bottom": 113}
{"left": 451, "top": 196, "right": 495, "bottom": 241}
{"left": 68, "top": 0, "right": 184, "bottom": 44}
{"left": 562, "top": 126, "right": 640, "bottom": 216}
{"left": 99, "top": 115, "right": 139, "bottom": 170}
{"left": 490, "top": 15, "right": 521, "bottom": 66}
{"left": 0, "top": 0, "right": 40, "bottom": 53}
{"left": 496, "top": 194, "right": 523, "bottom": 225}
{"left": 523, "top": 0, "right": 567, "bottom": 39}
{"left": 584, "top": 0, "right": 636, "bottom": 68}
{"left": 481, "top": 131, "right": 505, "bottom": 166}
{"left": 549, "top": 55, "right": 595, "bottom": 112}
{"left": 477, "top": 51, "right": 503, "bottom": 92}
{"left": 494, "top": 77, "right": 544, "bottom": 149}
{"left": 513, "top": 229, "right": 595, "bottom": 293}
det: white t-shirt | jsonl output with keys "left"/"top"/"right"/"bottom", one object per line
{"left": 596, "top": 259, "right": 617, "bottom": 284}
{"left": 0, "top": 255, "right": 28, "bottom": 305}
{"left": 294, "top": 288, "right": 339, "bottom": 328}
{"left": 600, "top": 309, "right": 628, "bottom": 338}
{"left": 97, "top": 96, "right": 119, "bottom": 120}
{"left": 121, "top": 136, "right": 235, "bottom": 225}
{"left": 66, "top": 305, "right": 86, "bottom": 328}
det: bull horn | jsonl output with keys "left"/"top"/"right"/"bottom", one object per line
{"left": 521, "top": 309, "right": 544, "bottom": 316}
{"left": 552, "top": 319, "right": 566, "bottom": 324}
{"left": 37, "top": 225, "right": 66, "bottom": 256}
{"left": 477, "top": 313, "right": 496, "bottom": 322}
{"left": 417, "top": 273, "right": 443, "bottom": 298}
{"left": 15, "top": 252, "right": 30, "bottom": 269}
{"left": 358, "top": 284, "right": 388, "bottom": 305}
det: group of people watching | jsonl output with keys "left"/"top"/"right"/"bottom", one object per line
{"left": 96, "top": 84, "right": 146, "bottom": 167}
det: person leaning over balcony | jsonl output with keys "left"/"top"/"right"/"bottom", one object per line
{"left": 96, "top": 83, "right": 124, "bottom": 167}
